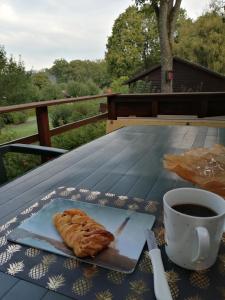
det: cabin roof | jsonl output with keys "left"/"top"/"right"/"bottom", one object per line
{"left": 125, "top": 56, "right": 225, "bottom": 84}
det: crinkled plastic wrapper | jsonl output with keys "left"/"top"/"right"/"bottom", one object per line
{"left": 163, "top": 144, "right": 225, "bottom": 198}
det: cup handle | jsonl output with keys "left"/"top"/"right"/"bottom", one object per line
{"left": 192, "top": 226, "right": 210, "bottom": 262}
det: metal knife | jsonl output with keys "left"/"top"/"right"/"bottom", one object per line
{"left": 145, "top": 229, "right": 173, "bottom": 300}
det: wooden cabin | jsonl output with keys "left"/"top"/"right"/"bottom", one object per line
{"left": 125, "top": 57, "right": 225, "bottom": 93}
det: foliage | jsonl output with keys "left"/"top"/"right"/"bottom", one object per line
{"left": 66, "top": 80, "right": 100, "bottom": 97}
{"left": 1, "top": 115, "right": 37, "bottom": 139}
{"left": 4, "top": 153, "right": 41, "bottom": 180}
{"left": 0, "top": 116, "right": 4, "bottom": 130}
{"left": 1, "top": 112, "right": 28, "bottom": 125}
{"left": 85, "top": 80, "right": 101, "bottom": 95}
{"left": 129, "top": 80, "right": 152, "bottom": 93}
{"left": 32, "top": 71, "right": 51, "bottom": 89}
{"left": 50, "top": 59, "right": 110, "bottom": 88}
{"left": 0, "top": 46, "right": 106, "bottom": 110}
{"left": 0, "top": 130, "right": 17, "bottom": 144}
{"left": 52, "top": 121, "right": 106, "bottom": 150}
{"left": 39, "top": 83, "right": 64, "bottom": 100}
{"left": 51, "top": 105, "right": 72, "bottom": 127}
{"left": 50, "top": 59, "right": 70, "bottom": 83}
{"left": 174, "top": 12, "right": 225, "bottom": 74}
{"left": 0, "top": 46, "right": 38, "bottom": 105}
{"left": 106, "top": 4, "right": 187, "bottom": 84}
{"left": 209, "top": 0, "right": 225, "bottom": 15}
{"left": 7, "top": 111, "right": 28, "bottom": 125}
{"left": 110, "top": 76, "right": 129, "bottom": 93}
{"left": 106, "top": 6, "right": 160, "bottom": 79}
{"left": 0, "top": 129, "right": 41, "bottom": 179}
{"left": 50, "top": 99, "right": 105, "bottom": 128}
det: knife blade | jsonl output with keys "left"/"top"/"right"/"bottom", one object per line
{"left": 145, "top": 229, "right": 173, "bottom": 300}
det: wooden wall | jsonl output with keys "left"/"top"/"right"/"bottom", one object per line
{"left": 130, "top": 60, "right": 225, "bottom": 93}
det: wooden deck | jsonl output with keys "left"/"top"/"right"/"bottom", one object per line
{"left": 0, "top": 125, "right": 225, "bottom": 299}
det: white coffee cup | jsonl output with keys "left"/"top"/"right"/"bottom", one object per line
{"left": 163, "top": 188, "right": 225, "bottom": 270}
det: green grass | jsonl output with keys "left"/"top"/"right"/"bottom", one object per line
{"left": 2, "top": 116, "right": 38, "bottom": 139}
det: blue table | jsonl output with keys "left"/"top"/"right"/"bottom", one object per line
{"left": 0, "top": 125, "right": 224, "bottom": 300}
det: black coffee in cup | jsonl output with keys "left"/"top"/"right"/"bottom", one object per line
{"left": 172, "top": 203, "right": 217, "bottom": 217}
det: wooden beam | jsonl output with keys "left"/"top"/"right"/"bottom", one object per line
{"left": 0, "top": 93, "right": 117, "bottom": 113}
{"left": 106, "top": 117, "right": 225, "bottom": 133}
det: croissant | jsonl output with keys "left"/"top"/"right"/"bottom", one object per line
{"left": 53, "top": 209, "right": 114, "bottom": 257}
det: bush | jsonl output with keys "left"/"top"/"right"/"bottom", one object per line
{"left": 40, "top": 83, "right": 64, "bottom": 100}
{"left": 86, "top": 79, "right": 100, "bottom": 95}
{"left": 67, "top": 81, "right": 90, "bottom": 97}
{"left": 1, "top": 111, "right": 28, "bottom": 125}
{"left": 1, "top": 113, "right": 14, "bottom": 124}
{"left": 52, "top": 121, "right": 106, "bottom": 150}
{"left": 66, "top": 80, "right": 100, "bottom": 97}
{"left": 50, "top": 105, "right": 72, "bottom": 127}
{"left": 11, "top": 111, "right": 28, "bottom": 124}
{"left": 50, "top": 99, "right": 106, "bottom": 128}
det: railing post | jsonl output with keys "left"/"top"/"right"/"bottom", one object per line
{"left": 107, "top": 95, "right": 117, "bottom": 120}
{"left": 36, "top": 106, "right": 51, "bottom": 147}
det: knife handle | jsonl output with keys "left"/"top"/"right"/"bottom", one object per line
{"left": 149, "top": 249, "right": 173, "bottom": 300}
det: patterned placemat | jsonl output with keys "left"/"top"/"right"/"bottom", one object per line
{"left": 0, "top": 186, "right": 225, "bottom": 300}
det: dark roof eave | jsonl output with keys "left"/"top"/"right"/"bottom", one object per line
{"left": 124, "top": 63, "right": 161, "bottom": 84}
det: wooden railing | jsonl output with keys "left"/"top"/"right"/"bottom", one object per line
{"left": 107, "top": 92, "right": 225, "bottom": 120}
{"left": 0, "top": 94, "right": 116, "bottom": 147}
{"left": 1, "top": 92, "right": 225, "bottom": 148}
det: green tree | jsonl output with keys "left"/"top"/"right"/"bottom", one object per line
{"left": 106, "top": 6, "right": 160, "bottom": 79}
{"left": 110, "top": 76, "right": 129, "bottom": 93}
{"left": 90, "top": 60, "right": 111, "bottom": 88}
{"left": 135, "top": 0, "right": 182, "bottom": 92}
{"left": 50, "top": 58, "right": 71, "bottom": 83}
{"left": 0, "top": 46, "right": 39, "bottom": 105}
{"left": 0, "top": 46, "right": 7, "bottom": 70}
{"left": 32, "top": 71, "right": 51, "bottom": 89}
{"left": 50, "top": 58, "right": 110, "bottom": 89}
{"left": 209, "top": 0, "right": 225, "bottom": 16}
{"left": 40, "top": 83, "right": 64, "bottom": 100}
{"left": 174, "top": 12, "right": 225, "bottom": 74}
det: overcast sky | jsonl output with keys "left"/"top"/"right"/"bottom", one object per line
{"left": 0, "top": 0, "right": 211, "bottom": 71}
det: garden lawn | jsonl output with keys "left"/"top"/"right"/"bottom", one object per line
{"left": 1, "top": 116, "right": 38, "bottom": 139}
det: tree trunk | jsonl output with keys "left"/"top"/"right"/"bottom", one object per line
{"left": 135, "top": 0, "right": 182, "bottom": 93}
{"left": 159, "top": 1, "right": 173, "bottom": 93}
